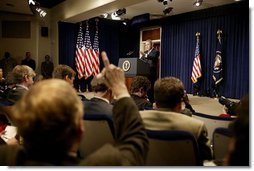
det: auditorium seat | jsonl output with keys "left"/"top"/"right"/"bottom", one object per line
{"left": 78, "top": 113, "right": 115, "bottom": 159}
{"left": 145, "top": 129, "right": 202, "bottom": 166}
{"left": 192, "top": 112, "right": 234, "bottom": 140}
{"left": 212, "top": 127, "right": 232, "bottom": 160}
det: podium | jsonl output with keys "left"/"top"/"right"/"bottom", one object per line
{"left": 118, "top": 58, "right": 150, "bottom": 77}
{"left": 118, "top": 57, "right": 150, "bottom": 91}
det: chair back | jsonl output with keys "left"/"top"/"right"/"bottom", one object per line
{"left": 79, "top": 113, "right": 115, "bottom": 159}
{"left": 212, "top": 127, "right": 232, "bottom": 160}
{"left": 145, "top": 129, "right": 202, "bottom": 166}
{"left": 192, "top": 112, "right": 234, "bottom": 140}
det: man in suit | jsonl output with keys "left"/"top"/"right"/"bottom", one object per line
{"left": 21, "top": 52, "right": 36, "bottom": 71}
{"left": 6, "top": 65, "right": 36, "bottom": 104}
{"left": 41, "top": 55, "right": 54, "bottom": 79}
{"left": 0, "top": 52, "right": 17, "bottom": 78}
{"left": 83, "top": 76, "right": 113, "bottom": 116}
{"left": 140, "top": 76, "right": 212, "bottom": 161}
{"left": 0, "top": 52, "right": 148, "bottom": 165}
{"left": 140, "top": 39, "right": 160, "bottom": 103}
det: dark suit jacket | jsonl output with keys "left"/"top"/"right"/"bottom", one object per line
{"left": 131, "top": 94, "right": 152, "bottom": 110}
{"left": 83, "top": 97, "right": 113, "bottom": 116}
{"left": 141, "top": 48, "right": 159, "bottom": 68}
{"left": 0, "top": 97, "right": 149, "bottom": 166}
{"left": 21, "top": 59, "right": 36, "bottom": 70}
{"left": 141, "top": 48, "right": 160, "bottom": 83}
{"left": 6, "top": 86, "right": 28, "bottom": 104}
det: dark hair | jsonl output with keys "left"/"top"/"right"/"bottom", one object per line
{"left": 130, "top": 76, "right": 151, "bottom": 93}
{"left": 154, "top": 77, "right": 184, "bottom": 108}
{"left": 53, "top": 65, "right": 76, "bottom": 80}
{"left": 91, "top": 77, "right": 108, "bottom": 92}
{"left": 4, "top": 52, "right": 10, "bottom": 58}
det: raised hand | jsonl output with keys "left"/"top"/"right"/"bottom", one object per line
{"left": 97, "top": 51, "right": 129, "bottom": 98}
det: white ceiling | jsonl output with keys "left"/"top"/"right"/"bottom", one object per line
{"left": 0, "top": 0, "right": 240, "bottom": 22}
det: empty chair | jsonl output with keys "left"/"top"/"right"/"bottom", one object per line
{"left": 212, "top": 127, "right": 232, "bottom": 160}
{"left": 78, "top": 113, "right": 115, "bottom": 159}
{"left": 145, "top": 129, "right": 202, "bottom": 166}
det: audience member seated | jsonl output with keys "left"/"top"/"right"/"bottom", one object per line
{"left": 83, "top": 76, "right": 113, "bottom": 116}
{"left": 0, "top": 51, "right": 148, "bottom": 166}
{"left": 5, "top": 65, "right": 35, "bottom": 104}
{"left": 224, "top": 94, "right": 249, "bottom": 166}
{"left": 140, "top": 76, "right": 212, "bottom": 161}
{"left": 130, "top": 76, "right": 152, "bottom": 110}
{"left": 53, "top": 64, "right": 87, "bottom": 101}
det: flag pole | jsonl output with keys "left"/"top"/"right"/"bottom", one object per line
{"left": 212, "top": 29, "right": 223, "bottom": 98}
{"left": 192, "top": 32, "right": 202, "bottom": 96}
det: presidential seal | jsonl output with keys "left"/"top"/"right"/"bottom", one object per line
{"left": 122, "top": 60, "right": 131, "bottom": 72}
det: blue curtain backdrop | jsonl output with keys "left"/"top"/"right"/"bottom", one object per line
{"left": 160, "top": 2, "right": 249, "bottom": 99}
{"left": 58, "top": 1, "right": 248, "bottom": 99}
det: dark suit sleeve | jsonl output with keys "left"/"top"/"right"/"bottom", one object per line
{"left": 82, "top": 97, "right": 149, "bottom": 166}
{"left": 147, "top": 49, "right": 159, "bottom": 60}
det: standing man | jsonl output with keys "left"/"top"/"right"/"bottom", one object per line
{"left": 21, "top": 52, "right": 36, "bottom": 71}
{"left": 0, "top": 52, "right": 17, "bottom": 78}
{"left": 41, "top": 55, "right": 54, "bottom": 79}
{"left": 140, "top": 39, "right": 160, "bottom": 103}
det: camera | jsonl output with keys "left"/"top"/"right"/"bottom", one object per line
{"left": 219, "top": 96, "right": 239, "bottom": 116}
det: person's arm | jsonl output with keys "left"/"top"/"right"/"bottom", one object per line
{"left": 147, "top": 49, "right": 159, "bottom": 60}
{"left": 82, "top": 52, "right": 149, "bottom": 165}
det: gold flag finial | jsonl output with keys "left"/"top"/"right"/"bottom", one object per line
{"left": 196, "top": 32, "right": 200, "bottom": 41}
{"left": 217, "top": 29, "right": 222, "bottom": 41}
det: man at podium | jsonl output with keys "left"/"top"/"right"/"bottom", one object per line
{"left": 140, "top": 39, "right": 160, "bottom": 103}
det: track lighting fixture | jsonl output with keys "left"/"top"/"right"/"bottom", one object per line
{"left": 111, "top": 8, "right": 126, "bottom": 20}
{"left": 28, "top": 0, "right": 47, "bottom": 17}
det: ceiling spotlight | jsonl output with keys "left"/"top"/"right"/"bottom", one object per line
{"left": 163, "top": 7, "right": 173, "bottom": 15}
{"left": 111, "top": 13, "right": 121, "bottom": 20}
{"left": 113, "top": 8, "right": 126, "bottom": 17}
{"left": 36, "top": 7, "right": 47, "bottom": 17}
{"left": 111, "top": 8, "right": 126, "bottom": 20}
{"left": 101, "top": 13, "right": 109, "bottom": 18}
{"left": 163, "top": 0, "right": 168, "bottom": 5}
{"left": 28, "top": 0, "right": 47, "bottom": 17}
{"left": 193, "top": 0, "right": 203, "bottom": 7}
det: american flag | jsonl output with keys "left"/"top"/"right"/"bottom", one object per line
{"left": 92, "top": 26, "right": 100, "bottom": 75}
{"left": 83, "top": 24, "right": 95, "bottom": 78}
{"left": 75, "top": 23, "right": 85, "bottom": 79}
{"left": 191, "top": 37, "right": 202, "bottom": 83}
{"left": 213, "top": 31, "right": 223, "bottom": 85}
